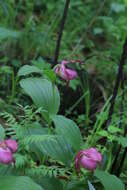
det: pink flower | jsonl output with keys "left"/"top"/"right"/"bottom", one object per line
{"left": 0, "top": 141, "right": 13, "bottom": 164}
{"left": 54, "top": 60, "right": 80, "bottom": 84}
{"left": 75, "top": 148, "right": 102, "bottom": 173}
{"left": 5, "top": 139, "right": 18, "bottom": 153}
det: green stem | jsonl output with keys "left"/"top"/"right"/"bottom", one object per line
{"left": 106, "top": 145, "right": 113, "bottom": 172}
{"left": 9, "top": 70, "right": 17, "bottom": 104}
{"left": 86, "top": 96, "right": 111, "bottom": 146}
{"left": 65, "top": 91, "right": 89, "bottom": 117}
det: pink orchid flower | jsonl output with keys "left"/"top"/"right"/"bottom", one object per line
{"left": 54, "top": 60, "right": 82, "bottom": 84}
{"left": 5, "top": 139, "right": 18, "bottom": 153}
{"left": 75, "top": 148, "right": 102, "bottom": 173}
{"left": 0, "top": 141, "right": 13, "bottom": 164}
{"left": 0, "top": 139, "right": 18, "bottom": 165}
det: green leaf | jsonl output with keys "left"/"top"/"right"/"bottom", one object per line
{"left": 94, "top": 170, "right": 125, "bottom": 190}
{"left": 20, "top": 78, "right": 60, "bottom": 115}
{"left": 69, "top": 80, "right": 80, "bottom": 90}
{"left": 0, "top": 124, "right": 5, "bottom": 139}
{"left": 41, "top": 135, "right": 73, "bottom": 165}
{"left": 0, "top": 165, "right": 14, "bottom": 176}
{"left": 118, "top": 137, "right": 127, "bottom": 148}
{"left": 0, "top": 176, "right": 43, "bottom": 190}
{"left": 44, "top": 69, "right": 56, "bottom": 83}
{"left": 24, "top": 122, "right": 48, "bottom": 136}
{"left": 0, "top": 66, "right": 12, "bottom": 74}
{"left": 24, "top": 134, "right": 73, "bottom": 165}
{"left": 52, "top": 115, "right": 83, "bottom": 151}
{"left": 0, "top": 27, "right": 21, "bottom": 40}
{"left": 18, "top": 65, "right": 42, "bottom": 76}
{"left": 39, "top": 177, "right": 63, "bottom": 190}
{"left": 108, "top": 125, "right": 122, "bottom": 134}
{"left": 111, "top": 3, "right": 125, "bottom": 13}
{"left": 32, "top": 57, "right": 51, "bottom": 70}
{"left": 66, "top": 180, "right": 88, "bottom": 190}
{"left": 124, "top": 0, "right": 127, "bottom": 6}
{"left": 88, "top": 180, "right": 96, "bottom": 190}
{"left": 97, "top": 130, "right": 108, "bottom": 137}
{"left": 93, "top": 28, "right": 103, "bottom": 35}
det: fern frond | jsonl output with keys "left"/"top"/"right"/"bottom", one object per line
{"left": 15, "top": 153, "right": 29, "bottom": 169}
{"left": 26, "top": 165, "right": 69, "bottom": 179}
{"left": 0, "top": 112, "right": 16, "bottom": 125}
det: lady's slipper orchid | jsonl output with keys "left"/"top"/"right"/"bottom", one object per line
{"left": 75, "top": 148, "right": 102, "bottom": 173}
{"left": 5, "top": 139, "right": 18, "bottom": 153}
{"left": 54, "top": 60, "right": 81, "bottom": 84}
{"left": 0, "top": 139, "right": 18, "bottom": 165}
{"left": 0, "top": 141, "right": 13, "bottom": 164}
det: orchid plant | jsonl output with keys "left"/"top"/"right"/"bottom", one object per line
{"left": 0, "top": 59, "right": 125, "bottom": 190}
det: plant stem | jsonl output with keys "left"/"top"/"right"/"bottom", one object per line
{"left": 107, "top": 38, "right": 127, "bottom": 127}
{"left": 53, "top": 0, "right": 70, "bottom": 66}
{"left": 111, "top": 74, "right": 125, "bottom": 174}
{"left": 115, "top": 80, "right": 127, "bottom": 176}
{"left": 65, "top": 91, "right": 89, "bottom": 117}
{"left": 9, "top": 69, "right": 16, "bottom": 104}
{"left": 117, "top": 147, "right": 127, "bottom": 177}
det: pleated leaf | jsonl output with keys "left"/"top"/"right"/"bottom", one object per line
{"left": 20, "top": 78, "right": 60, "bottom": 115}
{"left": 94, "top": 170, "right": 125, "bottom": 190}
{"left": 24, "top": 134, "right": 73, "bottom": 165}
{"left": 18, "top": 65, "right": 42, "bottom": 76}
{"left": 52, "top": 115, "right": 83, "bottom": 151}
{"left": 41, "top": 135, "right": 73, "bottom": 165}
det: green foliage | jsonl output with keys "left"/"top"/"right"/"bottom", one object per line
{"left": 94, "top": 170, "right": 125, "bottom": 190}
{"left": 118, "top": 137, "right": 127, "bottom": 148}
{"left": 52, "top": 115, "right": 83, "bottom": 151}
{"left": 0, "top": 27, "right": 21, "bottom": 41}
{"left": 0, "top": 124, "right": 5, "bottom": 139}
{"left": 20, "top": 78, "right": 60, "bottom": 115}
{"left": 88, "top": 181, "right": 96, "bottom": 190}
{"left": 0, "top": 0, "right": 127, "bottom": 189}
{"left": 0, "top": 176, "right": 43, "bottom": 190}
{"left": 24, "top": 134, "right": 73, "bottom": 165}
{"left": 38, "top": 177, "right": 63, "bottom": 190}
{"left": 18, "top": 65, "right": 42, "bottom": 76}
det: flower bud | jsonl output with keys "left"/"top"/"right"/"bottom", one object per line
{"left": 75, "top": 148, "right": 102, "bottom": 173}
{"left": 5, "top": 139, "right": 18, "bottom": 153}
{"left": 0, "top": 141, "right": 13, "bottom": 164}
{"left": 54, "top": 60, "right": 78, "bottom": 83}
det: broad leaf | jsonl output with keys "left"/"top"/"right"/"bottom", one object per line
{"left": 24, "top": 134, "right": 73, "bottom": 165}
{"left": 0, "top": 27, "right": 21, "bottom": 40}
{"left": 40, "top": 135, "right": 73, "bottom": 165}
{"left": 20, "top": 78, "right": 60, "bottom": 115}
{"left": 23, "top": 122, "right": 48, "bottom": 136}
{"left": 0, "top": 176, "right": 43, "bottom": 190}
{"left": 52, "top": 115, "right": 83, "bottom": 151}
{"left": 66, "top": 180, "right": 88, "bottom": 190}
{"left": 94, "top": 170, "right": 125, "bottom": 190}
{"left": 18, "top": 65, "right": 42, "bottom": 76}
{"left": 39, "top": 177, "right": 63, "bottom": 190}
